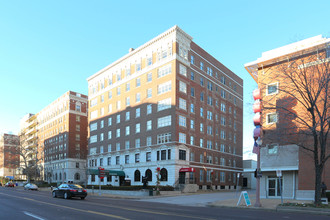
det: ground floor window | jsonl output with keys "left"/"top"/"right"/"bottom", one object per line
{"left": 91, "top": 174, "right": 95, "bottom": 182}
{"left": 134, "top": 170, "right": 141, "bottom": 182}
{"left": 145, "top": 169, "right": 152, "bottom": 181}
{"left": 160, "top": 168, "right": 168, "bottom": 181}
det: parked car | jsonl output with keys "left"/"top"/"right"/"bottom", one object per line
{"left": 24, "top": 183, "right": 38, "bottom": 191}
{"left": 5, "top": 182, "right": 15, "bottom": 187}
{"left": 52, "top": 184, "right": 87, "bottom": 200}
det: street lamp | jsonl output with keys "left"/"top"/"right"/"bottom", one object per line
{"left": 254, "top": 137, "right": 262, "bottom": 207}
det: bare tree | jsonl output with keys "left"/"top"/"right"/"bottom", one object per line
{"left": 261, "top": 46, "right": 330, "bottom": 204}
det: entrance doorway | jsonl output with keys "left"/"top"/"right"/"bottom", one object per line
{"left": 268, "top": 177, "right": 282, "bottom": 197}
{"left": 243, "top": 177, "right": 248, "bottom": 188}
{"left": 179, "top": 172, "right": 186, "bottom": 184}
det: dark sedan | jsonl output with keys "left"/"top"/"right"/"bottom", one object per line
{"left": 52, "top": 184, "right": 87, "bottom": 200}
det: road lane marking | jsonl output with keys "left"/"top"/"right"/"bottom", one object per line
{"left": 0, "top": 192, "right": 128, "bottom": 220}
{"left": 23, "top": 211, "right": 46, "bottom": 220}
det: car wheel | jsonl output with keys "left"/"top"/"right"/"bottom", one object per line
{"left": 81, "top": 197, "right": 85, "bottom": 200}
{"left": 64, "top": 192, "right": 69, "bottom": 199}
{"left": 52, "top": 191, "right": 56, "bottom": 198}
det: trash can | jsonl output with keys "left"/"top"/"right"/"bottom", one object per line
{"left": 149, "top": 190, "right": 153, "bottom": 196}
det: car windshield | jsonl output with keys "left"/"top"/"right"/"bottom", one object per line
{"left": 69, "top": 184, "right": 83, "bottom": 189}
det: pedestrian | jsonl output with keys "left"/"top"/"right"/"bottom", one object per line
{"left": 321, "top": 182, "right": 327, "bottom": 197}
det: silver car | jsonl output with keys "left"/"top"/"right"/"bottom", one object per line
{"left": 24, "top": 183, "right": 38, "bottom": 190}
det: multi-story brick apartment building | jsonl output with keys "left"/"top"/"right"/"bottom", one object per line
{"left": 245, "top": 35, "right": 330, "bottom": 200}
{"left": 0, "top": 133, "right": 20, "bottom": 179}
{"left": 20, "top": 91, "right": 88, "bottom": 184}
{"left": 87, "top": 26, "right": 243, "bottom": 189}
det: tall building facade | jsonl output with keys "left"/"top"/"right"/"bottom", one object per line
{"left": 87, "top": 26, "right": 243, "bottom": 188}
{"left": 20, "top": 91, "right": 88, "bottom": 184}
{"left": 245, "top": 35, "right": 330, "bottom": 200}
{"left": 0, "top": 133, "right": 20, "bottom": 179}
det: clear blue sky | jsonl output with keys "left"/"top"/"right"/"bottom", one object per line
{"left": 1, "top": 0, "right": 329, "bottom": 159}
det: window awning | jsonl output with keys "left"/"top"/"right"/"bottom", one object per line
{"left": 87, "top": 169, "right": 125, "bottom": 176}
{"left": 179, "top": 168, "right": 195, "bottom": 172}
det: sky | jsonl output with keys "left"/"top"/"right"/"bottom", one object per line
{"left": 1, "top": 0, "right": 329, "bottom": 160}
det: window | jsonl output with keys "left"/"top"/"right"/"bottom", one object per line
{"left": 147, "top": 72, "right": 152, "bottom": 82}
{"left": 158, "top": 81, "right": 172, "bottom": 95}
{"left": 220, "top": 130, "right": 226, "bottom": 139}
{"left": 76, "top": 104, "right": 81, "bottom": 112}
{"left": 207, "top": 111, "right": 213, "bottom": 120}
{"left": 200, "top": 92, "right": 204, "bottom": 101}
{"left": 179, "top": 81, "right": 187, "bottom": 94}
{"left": 207, "top": 126, "right": 213, "bottom": 135}
{"left": 179, "top": 133, "right": 186, "bottom": 144}
{"left": 158, "top": 64, "right": 172, "bottom": 78}
{"left": 125, "top": 155, "right": 129, "bottom": 164}
{"left": 116, "top": 156, "right": 120, "bottom": 165}
{"left": 168, "top": 149, "right": 171, "bottom": 160}
{"left": 179, "top": 46, "right": 187, "bottom": 60}
{"left": 126, "top": 68, "right": 131, "bottom": 77}
{"left": 157, "top": 133, "right": 171, "bottom": 144}
{"left": 220, "top": 144, "right": 225, "bottom": 152}
{"left": 76, "top": 115, "right": 80, "bottom": 122}
{"left": 136, "top": 63, "right": 141, "bottom": 72}
{"left": 190, "top": 136, "right": 194, "bottom": 145}
{"left": 108, "top": 131, "right": 112, "bottom": 139}
{"left": 136, "top": 123, "right": 140, "bottom": 133}
{"left": 100, "top": 158, "right": 103, "bottom": 166}
{"left": 200, "top": 170, "right": 204, "bottom": 182}
{"left": 221, "top": 116, "right": 226, "bottom": 126}
{"left": 220, "top": 172, "right": 225, "bottom": 182}
{"left": 146, "top": 152, "right": 151, "bottom": 162}
{"left": 145, "top": 169, "right": 152, "bottom": 181}
{"left": 207, "top": 96, "right": 213, "bottom": 106}
{"left": 107, "top": 157, "right": 111, "bottom": 166}
{"left": 116, "top": 129, "right": 120, "bottom": 138}
{"left": 147, "top": 88, "right": 152, "bottom": 98}
{"left": 126, "top": 83, "right": 130, "bottom": 92}
{"left": 200, "top": 107, "right": 204, "bottom": 117}
{"left": 126, "top": 112, "right": 130, "bottom": 121}
{"left": 147, "top": 57, "right": 152, "bottom": 66}
{"left": 179, "top": 115, "right": 186, "bottom": 127}
{"left": 179, "top": 98, "right": 186, "bottom": 110}
{"left": 146, "top": 136, "right": 152, "bottom": 146}
{"left": 191, "top": 87, "right": 195, "bottom": 97}
{"left": 116, "top": 101, "right": 121, "bottom": 110}
{"left": 220, "top": 75, "right": 226, "bottom": 85}
{"left": 134, "top": 170, "right": 141, "bottom": 182}
{"left": 190, "top": 119, "right": 195, "bottom": 129}
{"left": 157, "top": 98, "right": 171, "bottom": 111}
{"left": 221, "top": 89, "right": 226, "bottom": 99}
{"left": 108, "top": 91, "right": 112, "bottom": 99}
{"left": 179, "top": 64, "right": 187, "bottom": 76}
{"left": 207, "top": 81, "right": 213, "bottom": 91}
{"left": 125, "top": 126, "right": 130, "bottom": 136}
{"left": 90, "top": 98, "right": 97, "bottom": 107}
{"left": 76, "top": 134, "right": 80, "bottom": 141}
{"left": 190, "top": 152, "right": 195, "bottom": 161}
{"left": 268, "top": 144, "right": 279, "bottom": 155}
{"left": 136, "top": 108, "right": 140, "bottom": 118}
{"left": 191, "top": 72, "right": 195, "bottom": 80}
{"left": 135, "top": 138, "right": 140, "bottom": 148}
{"left": 108, "top": 104, "right": 112, "bottom": 113}
{"left": 200, "top": 62, "right": 204, "bottom": 70}
{"left": 200, "top": 77, "right": 204, "bottom": 86}
{"left": 90, "top": 122, "right": 97, "bottom": 131}
{"left": 147, "top": 104, "right": 152, "bottom": 114}
{"left": 136, "top": 93, "right": 141, "bottom": 103}
{"left": 267, "top": 83, "right": 279, "bottom": 95}
{"left": 146, "top": 120, "right": 152, "bottom": 131}
{"left": 126, "top": 97, "right": 130, "bottom": 106}
{"left": 207, "top": 140, "right": 213, "bottom": 149}
{"left": 221, "top": 103, "right": 226, "bottom": 112}
{"left": 207, "top": 67, "right": 213, "bottom": 77}
{"left": 158, "top": 115, "right": 171, "bottom": 128}
{"left": 116, "top": 115, "right": 120, "bottom": 123}
{"left": 135, "top": 154, "right": 140, "bottom": 163}
{"left": 179, "top": 150, "right": 186, "bottom": 160}
{"left": 200, "top": 123, "right": 204, "bottom": 132}
{"left": 267, "top": 112, "right": 278, "bottom": 124}
{"left": 160, "top": 168, "right": 168, "bottom": 181}
{"left": 117, "top": 87, "right": 121, "bottom": 95}
{"left": 190, "top": 103, "right": 195, "bottom": 113}
{"left": 190, "top": 55, "right": 194, "bottom": 64}
{"left": 200, "top": 138, "right": 204, "bottom": 148}
{"left": 161, "top": 150, "right": 166, "bottom": 160}
{"left": 136, "top": 78, "right": 141, "bottom": 87}
{"left": 100, "top": 133, "right": 104, "bottom": 141}
{"left": 108, "top": 144, "right": 112, "bottom": 152}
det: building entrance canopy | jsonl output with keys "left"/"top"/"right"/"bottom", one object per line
{"left": 179, "top": 168, "right": 195, "bottom": 172}
{"left": 88, "top": 169, "right": 125, "bottom": 176}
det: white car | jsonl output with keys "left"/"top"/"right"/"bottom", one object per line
{"left": 24, "top": 183, "right": 38, "bottom": 191}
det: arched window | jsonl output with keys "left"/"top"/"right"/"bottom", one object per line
{"left": 145, "top": 169, "right": 152, "bottom": 181}
{"left": 55, "top": 173, "right": 58, "bottom": 180}
{"left": 160, "top": 168, "right": 168, "bottom": 181}
{"left": 63, "top": 172, "right": 66, "bottom": 180}
{"left": 59, "top": 172, "right": 62, "bottom": 180}
{"left": 134, "top": 170, "right": 141, "bottom": 182}
{"left": 74, "top": 173, "right": 80, "bottom": 181}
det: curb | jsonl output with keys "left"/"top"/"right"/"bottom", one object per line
{"left": 276, "top": 206, "right": 330, "bottom": 216}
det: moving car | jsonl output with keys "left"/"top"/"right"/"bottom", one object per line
{"left": 52, "top": 184, "right": 87, "bottom": 200}
{"left": 24, "top": 183, "right": 38, "bottom": 190}
{"left": 5, "top": 182, "right": 15, "bottom": 187}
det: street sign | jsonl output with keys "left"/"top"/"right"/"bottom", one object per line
{"left": 237, "top": 191, "right": 251, "bottom": 206}
{"left": 98, "top": 167, "right": 105, "bottom": 179}
{"left": 276, "top": 170, "right": 282, "bottom": 177}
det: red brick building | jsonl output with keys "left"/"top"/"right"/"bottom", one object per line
{"left": 87, "top": 26, "right": 243, "bottom": 189}
{"left": 245, "top": 35, "right": 330, "bottom": 200}
{"left": 0, "top": 133, "right": 20, "bottom": 180}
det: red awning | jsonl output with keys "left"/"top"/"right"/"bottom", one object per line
{"left": 179, "top": 168, "right": 195, "bottom": 172}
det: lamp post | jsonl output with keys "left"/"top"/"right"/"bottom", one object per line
{"left": 254, "top": 137, "right": 262, "bottom": 207}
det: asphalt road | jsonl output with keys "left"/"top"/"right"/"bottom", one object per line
{"left": 0, "top": 187, "right": 328, "bottom": 220}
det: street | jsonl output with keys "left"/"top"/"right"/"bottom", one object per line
{"left": 0, "top": 187, "right": 328, "bottom": 220}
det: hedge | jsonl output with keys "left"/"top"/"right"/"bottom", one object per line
{"left": 86, "top": 185, "right": 174, "bottom": 191}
